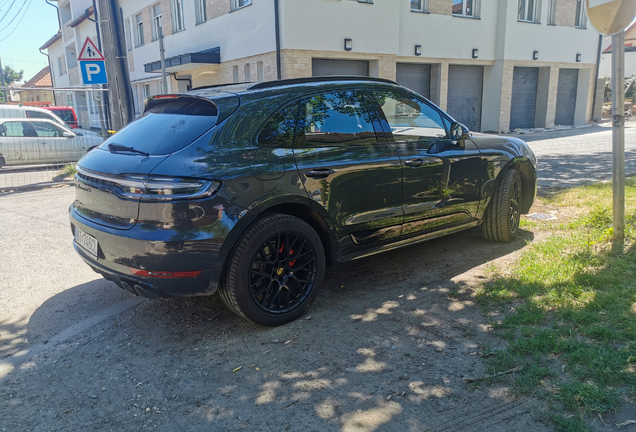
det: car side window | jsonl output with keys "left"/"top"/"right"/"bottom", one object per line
{"left": 26, "top": 110, "right": 51, "bottom": 120}
{"left": 296, "top": 90, "right": 377, "bottom": 147}
{"left": 257, "top": 100, "right": 300, "bottom": 147}
{"left": 31, "top": 122, "right": 64, "bottom": 138}
{"left": 371, "top": 91, "right": 447, "bottom": 142}
{"left": 3, "top": 121, "right": 30, "bottom": 137}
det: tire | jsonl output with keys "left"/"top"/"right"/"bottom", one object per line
{"left": 482, "top": 168, "right": 522, "bottom": 243}
{"left": 219, "top": 214, "right": 326, "bottom": 326}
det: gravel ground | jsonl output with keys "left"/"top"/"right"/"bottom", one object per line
{"left": 1, "top": 124, "right": 634, "bottom": 432}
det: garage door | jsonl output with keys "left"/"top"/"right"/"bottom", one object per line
{"left": 555, "top": 69, "right": 579, "bottom": 125}
{"left": 447, "top": 65, "right": 483, "bottom": 132}
{"left": 510, "top": 67, "right": 539, "bottom": 130}
{"left": 396, "top": 63, "right": 431, "bottom": 100}
{"left": 312, "top": 59, "right": 369, "bottom": 77}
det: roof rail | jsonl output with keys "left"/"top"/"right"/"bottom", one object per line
{"left": 248, "top": 76, "right": 399, "bottom": 90}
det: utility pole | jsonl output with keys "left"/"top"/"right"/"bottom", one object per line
{"left": 0, "top": 58, "right": 7, "bottom": 103}
{"left": 97, "top": 0, "right": 134, "bottom": 130}
{"left": 159, "top": 27, "right": 168, "bottom": 94}
{"left": 611, "top": 30, "right": 625, "bottom": 253}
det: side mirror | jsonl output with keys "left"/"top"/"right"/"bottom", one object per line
{"left": 450, "top": 122, "right": 470, "bottom": 145}
{"left": 63, "top": 131, "right": 75, "bottom": 138}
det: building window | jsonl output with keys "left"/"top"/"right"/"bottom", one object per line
{"left": 518, "top": 0, "right": 537, "bottom": 22}
{"left": 57, "top": 56, "right": 65, "bottom": 76}
{"left": 124, "top": 18, "right": 133, "bottom": 50}
{"left": 547, "top": 0, "right": 556, "bottom": 24}
{"left": 244, "top": 64, "right": 251, "bottom": 82}
{"left": 452, "top": 0, "right": 476, "bottom": 18}
{"left": 358, "top": 0, "right": 373, "bottom": 3}
{"left": 195, "top": 0, "right": 207, "bottom": 24}
{"left": 411, "top": 0, "right": 427, "bottom": 12}
{"left": 257, "top": 61, "right": 264, "bottom": 82}
{"left": 575, "top": 0, "right": 586, "bottom": 28}
{"left": 230, "top": 0, "right": 251, "bottom": 12}
{"left": 233, "top": 66, "right": 239, "bottom": 83}
{"left": 143, "top": 83, "right": 151, "bottom": 100}
{"left": 152, "top": 4, "right": 163, "bottom": 40}
{"left": 135, "top": 13, "right": 144, "bottom": 47}
{"left": 171, "top": 0, "right": 185, "bottom": 32}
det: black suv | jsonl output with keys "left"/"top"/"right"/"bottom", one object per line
{"left": 70, "top": 77, "right": 537, "bottom": 326}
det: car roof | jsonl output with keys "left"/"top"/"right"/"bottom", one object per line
{"left": 187, "top": 76, "right": 401, "bottom": 99}
{"left": 0, "top": 118, "right": 58, "bottom": 123}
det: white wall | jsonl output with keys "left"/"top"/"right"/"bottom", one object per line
{"left": 599, "top": 52, "right": 636, "bottom": 77}
{"left": 121, "top": 0, "right": 276, "bottom": 83}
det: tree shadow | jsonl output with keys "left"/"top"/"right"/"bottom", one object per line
{"left": 1, "top": 228, "right": 554, "bottom": 431}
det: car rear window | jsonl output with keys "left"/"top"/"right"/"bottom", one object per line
{"left": 100, "top": 98, "right": 218, "bottom": 155}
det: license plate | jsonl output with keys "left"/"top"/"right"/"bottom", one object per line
{"left": 74, "top": 227, "right": 98, "bottom": 260}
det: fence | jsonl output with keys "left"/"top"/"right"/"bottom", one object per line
{"left": 0, "top": 87, "right": 110, "bottom": 191}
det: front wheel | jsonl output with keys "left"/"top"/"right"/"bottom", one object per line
{"left": 219, "top": 214, "right": 326, "bottom": 326}
{"left": 482, "top": 168, "right": 522, "bottom": 242}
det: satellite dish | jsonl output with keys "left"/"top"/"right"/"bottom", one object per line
{"left": 586, "top": 0, "right": 636, "bottom": 36}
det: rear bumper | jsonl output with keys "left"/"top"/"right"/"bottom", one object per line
{"left": 70, "top": 208, "right": 228, "bottom": 298}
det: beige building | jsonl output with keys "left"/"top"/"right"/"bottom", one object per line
{"left": 44, "top": 0, "right": 602, "bottom": 132}
{"left": 15, "top": 67, "right": 55, "bottom": 106}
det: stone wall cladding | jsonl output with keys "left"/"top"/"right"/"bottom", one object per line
{"left": 428, "top": 0, "right": 451, "bottom": 15}
{"left": 140, "top": 7, "right": 152, "bottom": 45}
{"left": 555, "top": 0, "right": 576, "bottom": 27}
{"left": 208, "top": 0, "right": 231, "bottom": 20}
{"left": 160, "top": 0, "right": 173, "bottom": 35}
{"left": 128, "top": 51, "right": 135, "bottom": 72}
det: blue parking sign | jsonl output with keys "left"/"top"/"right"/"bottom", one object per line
{"left": 80, "top": 61, "right": 108, "bottom": 85}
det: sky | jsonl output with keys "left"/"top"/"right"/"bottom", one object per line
{"left": 0, "top": 0, "right": 59, "bottom": 83}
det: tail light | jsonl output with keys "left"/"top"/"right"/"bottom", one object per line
{"left": 76, "top": 169, "right": 220, "bottom": 202}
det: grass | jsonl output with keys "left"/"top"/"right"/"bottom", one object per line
{"left": 54, "top": 164, "right": 78, "bottom": 180}
{"left": 476, "top": 177, "right": 636, "bottom": 431}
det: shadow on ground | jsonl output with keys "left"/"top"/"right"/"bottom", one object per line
{"left": 1, "top": 228, "right": 551, "bottom": 432}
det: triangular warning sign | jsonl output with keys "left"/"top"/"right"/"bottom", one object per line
{"left": 78, "top": 38, "right": 105, "bottom": 61}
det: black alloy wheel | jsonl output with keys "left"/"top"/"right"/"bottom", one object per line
{"left": 219, "top": 214, "right": 325, "bottom": 326}
{"left": 482, "top": 168, "right": 522, "bottom": 243}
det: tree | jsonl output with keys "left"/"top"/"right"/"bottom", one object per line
{"left": 2, "top": 66, "right": 23, "bottom": 86}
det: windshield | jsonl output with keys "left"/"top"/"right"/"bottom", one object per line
{"left": 99, "top": 98, "right": 218, "bottom": 156}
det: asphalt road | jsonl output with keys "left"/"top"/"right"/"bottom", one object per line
{"left": 519, "top": 121, "right": 636, "bottom": 188}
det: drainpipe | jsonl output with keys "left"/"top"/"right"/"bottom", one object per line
{"left": 274, "top": 0, "right": 281, "bottom": 80}
{"left": 44, "top": 0, "right": 60, "bottom": 106}
{"left": 591, "top": 34, "right": 603, "bottom": 122}
{"left": 173, "top": 74, "right": 192, "bottom": 92}
{"left": 39, "top": 48, "right": 57, "bottom": 106}
{"left": 45, "top": 0, "right": 60, "bottom": 31}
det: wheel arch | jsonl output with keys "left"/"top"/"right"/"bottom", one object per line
{"left": 510, "top": 158, "right": 536, "bottom": 214}
{"left": 0, "top": 154, "right": 5, "bottom": 168}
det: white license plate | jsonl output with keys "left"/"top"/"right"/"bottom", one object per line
{"left": 75, "top": 227, "right": 98, "bottom": 260}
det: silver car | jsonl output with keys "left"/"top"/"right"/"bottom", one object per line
{"left": 0, "top": 118, "right": 104, "bottom": 167}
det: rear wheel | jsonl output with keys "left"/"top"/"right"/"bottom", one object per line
{"left": 219, "top": 214, "right": 325, "bottom": 326}
{"left": 482, "top": 168, "right": 522, "bottom": 242}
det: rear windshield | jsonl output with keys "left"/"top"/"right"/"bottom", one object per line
{"left": 50, "top": 109, "right": 75, "bottom": 123}
{"left": 100, "top": 98, "right": 218, "bottom": 155}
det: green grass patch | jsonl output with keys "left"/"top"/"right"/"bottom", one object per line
{"left": 477, "top": 177, "right": 636, "bottom": 429}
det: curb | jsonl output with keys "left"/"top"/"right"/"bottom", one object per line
{"left": 0, "top": 180, "right": 74, "bottom": 195}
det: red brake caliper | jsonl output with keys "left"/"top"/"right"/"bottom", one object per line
{"left": 279, "top": 244, "right": 296, "bottom": 267}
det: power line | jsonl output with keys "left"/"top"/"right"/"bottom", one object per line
{"left": 0, "top": 0, "right": 18, "bottom": 23}
{"left": 0, "top": 0, "right": 29, "bottom": 33}
{"left": 0, "top": 0, "right": 31, "bottom": 41}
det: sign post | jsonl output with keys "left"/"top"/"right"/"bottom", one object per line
{"left": 586, "top": 0, "right": 636, "bottom": 254}
{"left": 78, "top": 37, "right": 108, "bottom": 141}
{"left": 78, "top": 38, "right": 108, "bottom": 85}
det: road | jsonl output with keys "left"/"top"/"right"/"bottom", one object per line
{"left": 1, "top": 124, "right": 633, "bottom": 432}
{"left": 519, "top": 121, "right": 636, "bottom": 188}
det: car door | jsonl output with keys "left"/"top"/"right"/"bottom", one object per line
{"left": 29, "top": 121, "right": 76, "bottom": 162}
{"left": 0, "top": 121, "right": 42, "bottom": 165}
{"left": 367, "top": 90, "right": 482, "bottom": 237}
{"left": 292, "top": 89, "right": 403, "bottom": 257}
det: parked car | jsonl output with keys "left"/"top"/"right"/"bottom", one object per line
{"left": 0, "top": 118, "right": 103, "bottom": 167}
{"left": 70, "top": 76, "right": 537, "bottom": 326}
{"left": 0, "top": 105, "right": 101, "bottom": 138}
{"left": 42, "top": 106, "right": 79, "bottom": 129}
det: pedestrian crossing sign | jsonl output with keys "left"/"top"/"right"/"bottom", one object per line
{"left": 78, "top": 38, "right": 105, "bottom": 61}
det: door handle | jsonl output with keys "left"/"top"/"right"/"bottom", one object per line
{"left": 305, "top": 169, "right": 335, "bottom": 179}
{"left": 405, "top": 159, "right": 423, "bottom": 167}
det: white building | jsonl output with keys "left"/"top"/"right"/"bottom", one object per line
{"left": 40, "top": 1, "right": 104, "bottom": 129}
{"left": 44, "top": 0, "right": 601, "bottom": 132}
{"left": 599, "top": 21, "right": 636, "bottom": 79}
